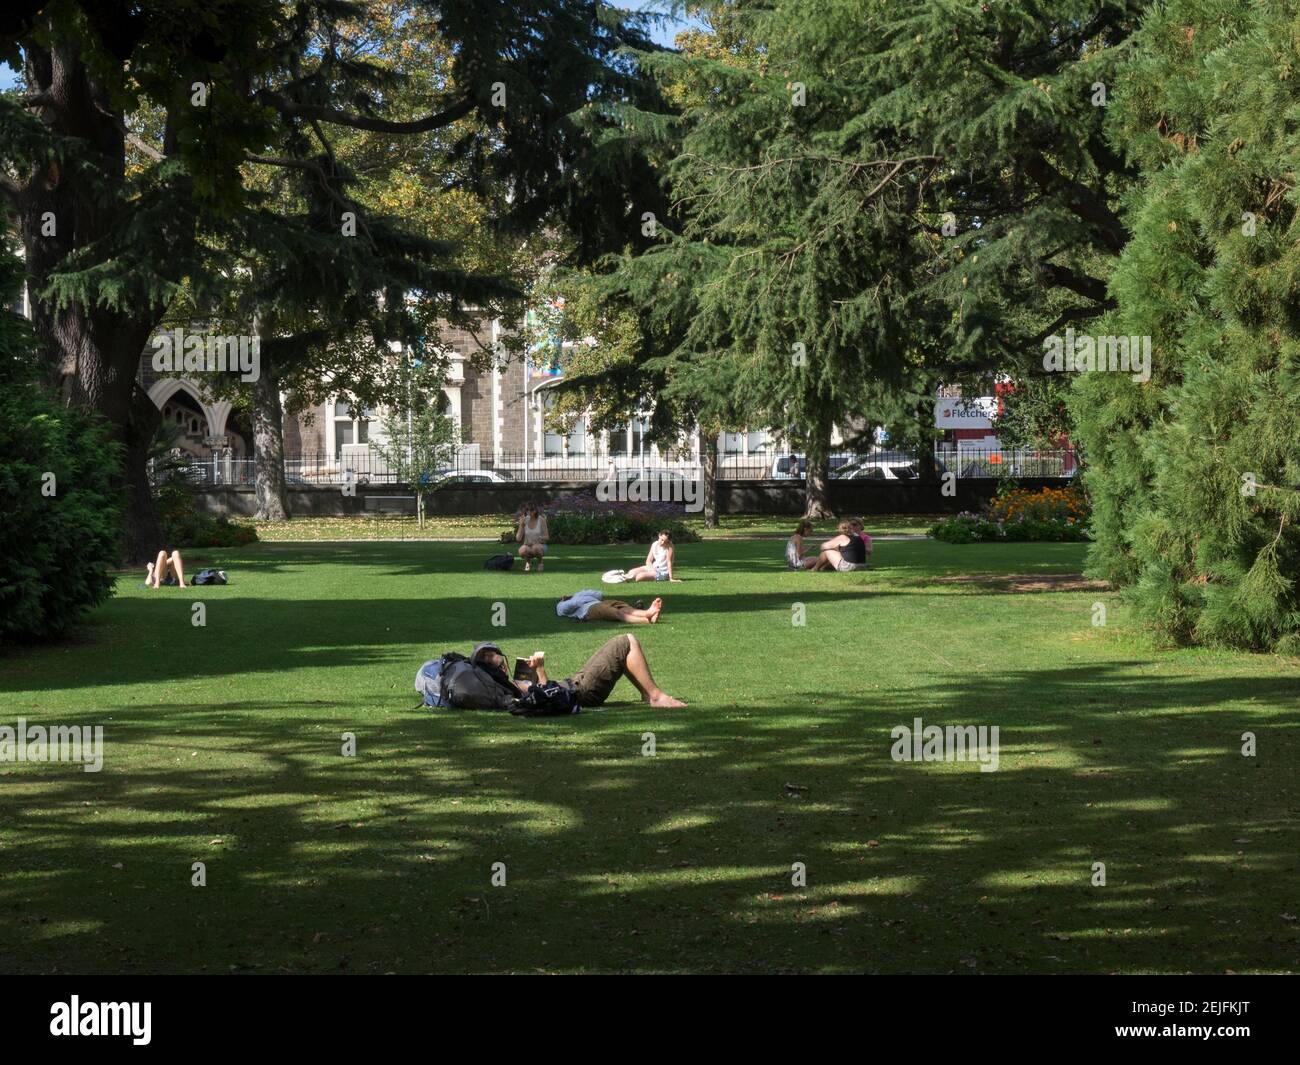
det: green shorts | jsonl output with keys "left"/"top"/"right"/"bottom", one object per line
{"left": 566, "top": 634, "right": 632, "bottom": 706}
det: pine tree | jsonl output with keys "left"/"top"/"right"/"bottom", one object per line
{"left": 1076, "top": 0, "right": 1300, "bottom": 650}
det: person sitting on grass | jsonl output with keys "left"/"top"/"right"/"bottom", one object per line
{"left": 145, "top": 549, "right": 186, "bottom": 588}
{"left": 625, "top": 530, "right": 681, "bottom": 582}
{"left": 849, "top": 517, "right": 874, "bottom": 563}
{"left": 811, "top": 520, "right": 868, "bottom": 572}
{"left": 515, "top": 501, "right": 549, "bottom": 573}
{"left": 482, "top": 636, "right": 687, "bottom": 708}
{"left": 786, "top": 520, "right": 819, "bottom": 570}
{"left": 557, "top": 588, "right": 664, "bottom": 624}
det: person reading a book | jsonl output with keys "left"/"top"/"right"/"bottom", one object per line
{"left": 481, "top": 636, "right": 686, "bottom": 709}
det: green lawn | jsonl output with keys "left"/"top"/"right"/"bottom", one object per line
{"left": 1, "top": 538, "right": 1296, "bottom": 974}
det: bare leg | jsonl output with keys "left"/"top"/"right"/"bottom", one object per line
{"left": 613, "top": 597, "right": 664, "bottom": 624}
{"left": 621, "top": 634, "right": 686, "bottom": 707}
{"left": 169, "top": 550, "right": 186, "bottom": 588}
{"left": 626, "top": 566, "right": 657, "bottom": 582}
{"left": 151, "top": 550, "right": 169, "bottom": 587}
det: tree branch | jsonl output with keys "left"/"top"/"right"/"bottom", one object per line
{"left": 255, "top": 89, "right": 476, "bottom": 134}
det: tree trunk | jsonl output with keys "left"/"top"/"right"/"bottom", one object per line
{"left": 251, "top": 348, "right": 290, "bottom": 521}
{"left": 804, "top": 420, "right": 834, "bottom": 519}
{"left": 698, "top": 426, "right": 719, "bottom": 528}
{"left": 15, "top": 32, "right": 183, "bottom": 563}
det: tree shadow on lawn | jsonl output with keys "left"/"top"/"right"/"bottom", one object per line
{"left": 0, "top": 589, "right": 900, "bottom": 695}
{"left": 1, "top": 662, "right": 1295, "bottom": 974}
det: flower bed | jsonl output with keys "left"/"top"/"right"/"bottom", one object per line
{"left": 929, "top": 486, "right": 1091, "bottom": 543}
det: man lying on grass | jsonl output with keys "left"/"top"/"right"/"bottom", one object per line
{"left": 478, "top": 636, "right": 686, "bottom": 709}
{"left": 557, "top": 588, "right": 664, "bottom": 624}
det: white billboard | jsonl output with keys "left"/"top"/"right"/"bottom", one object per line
{"left": 935, "top": 396, "right": 997, "bottom": 430}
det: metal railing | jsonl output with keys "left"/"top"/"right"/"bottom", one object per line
{"left": 153, "top": 446, "right": 1079, "bottom": 486}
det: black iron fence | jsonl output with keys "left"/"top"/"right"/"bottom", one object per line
{"left": 154, "top": 446, "right": 1079, "bottom": 486}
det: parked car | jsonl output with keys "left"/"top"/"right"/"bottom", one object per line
{"left": 770, "top": 453, "right": 860, "bottom": 479}
{"left": 433, "top": 470, "right": 513, "bottom": 488}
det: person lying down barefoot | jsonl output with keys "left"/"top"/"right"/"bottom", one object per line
{"left": 556, "top": 588, "right": 663, "bottom": 624}
{"left": 479, "top": 636, "right": 687, "bottom": 709}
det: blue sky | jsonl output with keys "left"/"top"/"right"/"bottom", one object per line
{"left": 0, "top": 1, "right": 696, "bottom": 90}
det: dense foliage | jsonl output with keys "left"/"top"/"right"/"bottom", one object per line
{"left": 1075, "top": 0, "right": 1300, "bottom": 651}
{"left": 0, "top": 253, "right": 123, "bottom": 641}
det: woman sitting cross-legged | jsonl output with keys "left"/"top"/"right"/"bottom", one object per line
{"left": 811, "top": 520, "right": 868, "bottom": 572}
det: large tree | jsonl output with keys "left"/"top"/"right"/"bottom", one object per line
{"left": 0, "top": 0, "right": 663, "bottom": 559}
{"left": 1073, "top": 0, "right": 1300, "bottom": 651}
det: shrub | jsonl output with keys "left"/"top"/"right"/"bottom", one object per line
{"left": 156, "top": 482, "right": 259, "bottom": 549}
{"left": 929, "top": 515, "right": 1091, "bottom": 543}
{"left": 0, "top": 269, "right": 124, "bottom": 640}
{"left": 929, "top": 488, "right": 1092, "bottom": 544}
{"left": 517, "top": 495, "right": 700, "bottom": 545}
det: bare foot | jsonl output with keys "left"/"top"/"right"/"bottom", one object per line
{"left": 648, "top": 597, "right": 663, "bottom": 623}
{"left": 648, "top": 691, "right": 687, "bottom": 708}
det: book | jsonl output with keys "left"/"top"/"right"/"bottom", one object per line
{"left": 514, "top": 658, "right": 538, "bottom": 683}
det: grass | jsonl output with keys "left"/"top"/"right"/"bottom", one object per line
{"left": 1, "top": 537, "right": 1297, "bottom": 974}
{"left": 250, "top": 512, "right": 941, "bottom": 541}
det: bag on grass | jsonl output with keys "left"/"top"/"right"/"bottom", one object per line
{"left": 484, "top": 553, "right": 515, "bottom": 571}
{"left": 193, "top": 569, "right": 228, "bottom": 586}
{"left": 511, "top": 681, "right": 581, "bottom": 717}
{"left": 434, "top": 648, "right": 520, "bottom": 711}
{"left": 415, "top": 659, "right": 448, "bottom": 708}
{"left": 601, "top": 568, "right": 628, "bottom": 584}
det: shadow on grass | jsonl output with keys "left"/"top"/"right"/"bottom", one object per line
{"left": 1, "top": 662, "right": 1295, "bottom": 975}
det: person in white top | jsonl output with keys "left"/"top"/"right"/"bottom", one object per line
{"left": 625, "top": 530, "right": 681, "bottom": 583}
{"left": 516, "top": 502, "right": 549, "bottom": 572}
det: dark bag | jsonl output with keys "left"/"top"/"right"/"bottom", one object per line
{"left": 193, "top": 569, "right": 228, "bottom": 586}
{"left": 484, "top": 553, "right": 514, "bottom": 571}
{"left": 436, "top": 652, "right": 520, "bottom": 710}
{"left": 511, "top": 681, "right": 581, "bottom": 717}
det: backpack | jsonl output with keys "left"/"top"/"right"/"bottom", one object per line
{"left": 434, "top": 652, "right": 520, "bottom": 711}
{"left": 484, "top": 553, "right": 515, "bottom": 571}
{"left": 511, "top": 681, "right": 581, "bottom": 717}
{"left": 414, "top": 659, "right": 447, "bottom": 707}
{"left": 193, "top": 569, "right": 228, "bottom": 586}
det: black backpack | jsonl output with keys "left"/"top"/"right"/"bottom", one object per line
{"left": 511, "top": 681, "right": 581, "bottom": 717}
{"left": 484, "top": 553, "right": 514, "bottom": 571}
{"left": 436, "top": 652, "right": 520, "bottom": 710}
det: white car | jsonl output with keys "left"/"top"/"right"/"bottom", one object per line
{"left": 433, "top": 470, "right": 512, "bottom": 487}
